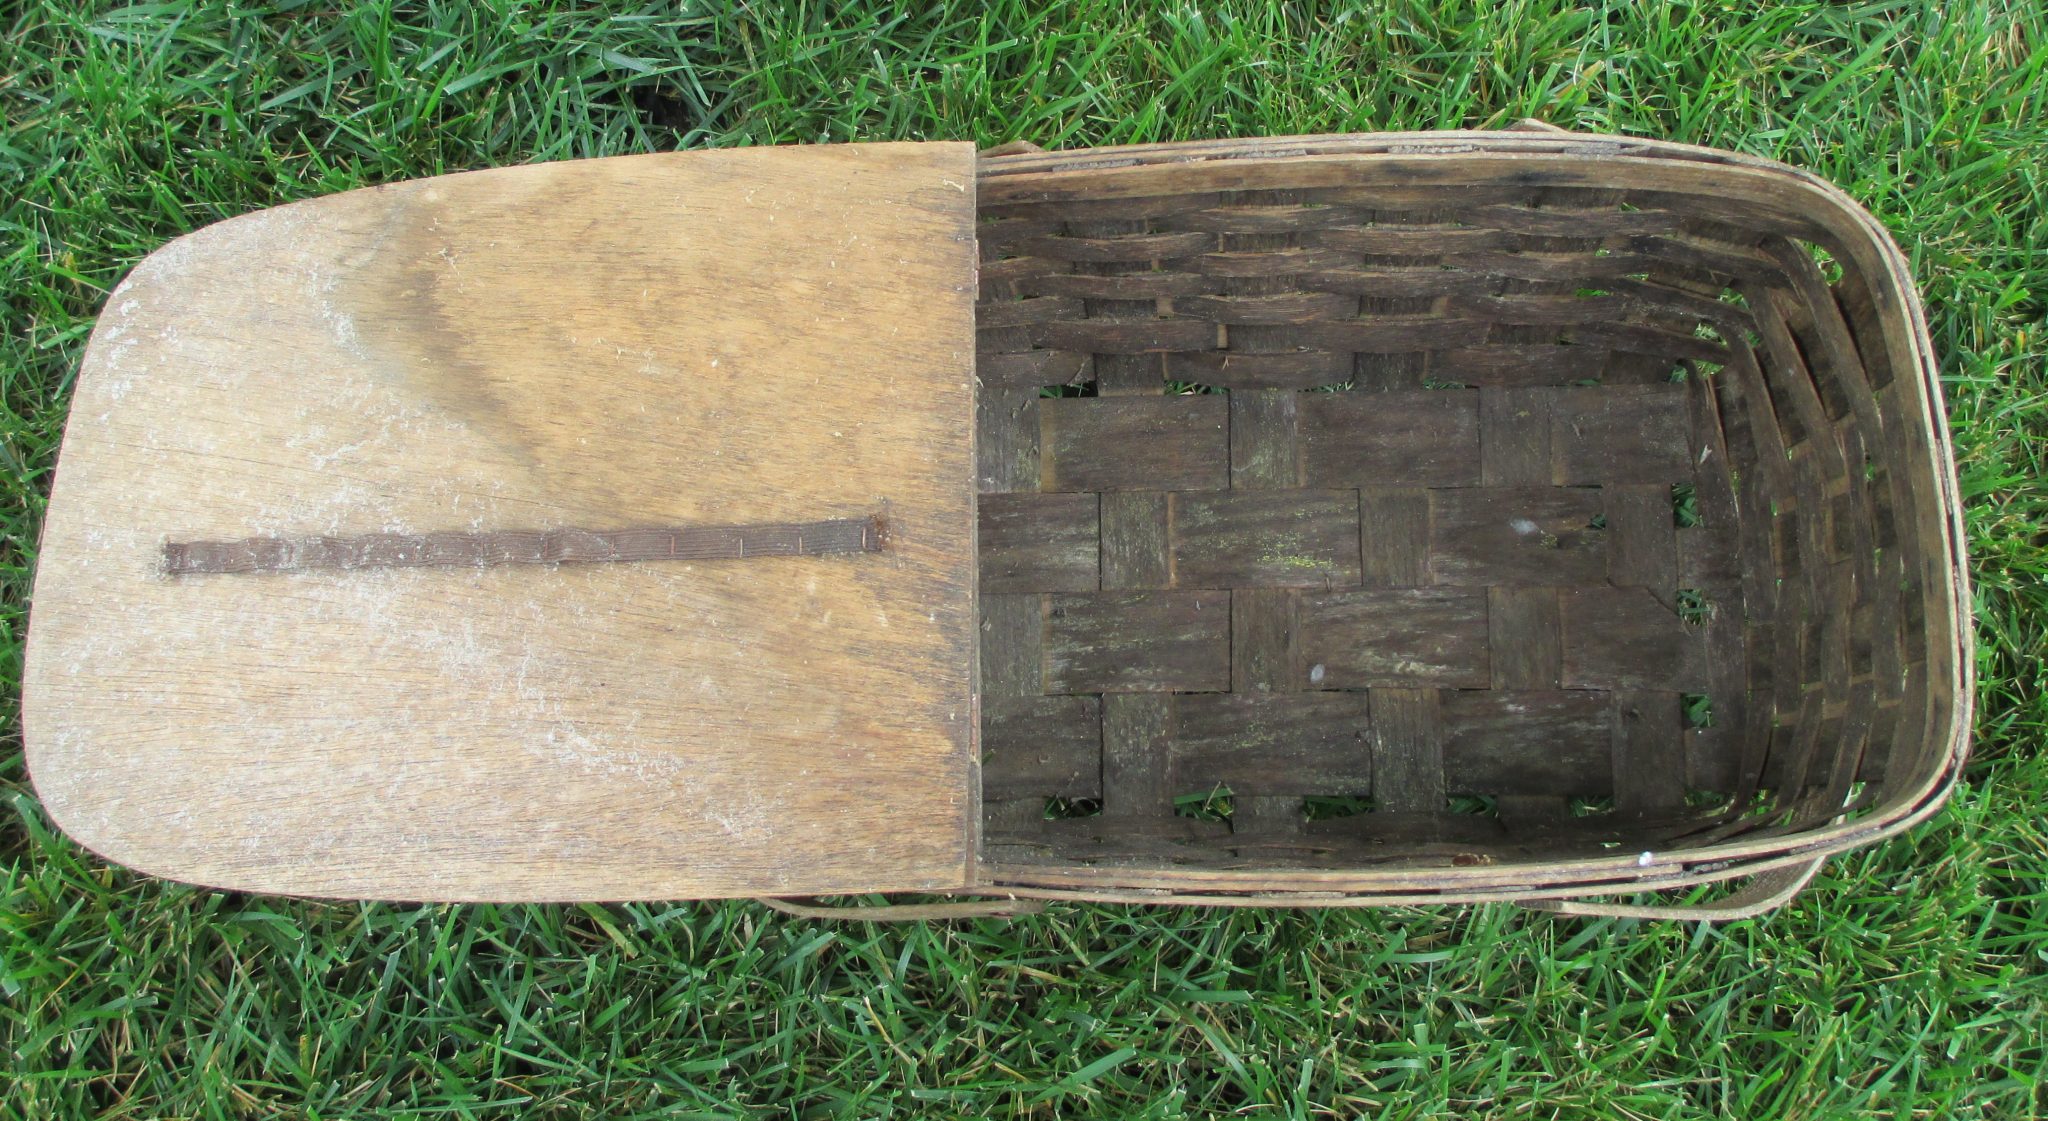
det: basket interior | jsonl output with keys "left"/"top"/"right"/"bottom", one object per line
{"left": 972, "top": 155, "right": 1953, "bottom": 880}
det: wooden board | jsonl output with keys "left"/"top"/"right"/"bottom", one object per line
{"left": 23, "top": 143, "right": 981, "bottom": 901}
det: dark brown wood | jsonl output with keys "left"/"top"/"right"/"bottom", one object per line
{"left": 1043, "top": 591, "right": 1230, "bottom": 693}
{"left": 1428, "top": 487, "right": 1607, "bottom": 586}
{"left": 1357, "top": 488, "right": 1431, "bottom": 587}
{"left": 1040, "top": 396, "right": 1228, "bottom": 492}
{"left": 981, "top": 695, "right": 1101, "bottom": 800}
{"left": 1299, "top": 391, "right": 1480, "bottom": 487}
{"left": 1298, "top": 588, "right": 1491, "bottom": 688}
{"left": 980, "top": 493, "right": 1098, "bottom": 594}
{"left": 163, "top": 517, "right": 883, "bottom": 575}
{"left": 1168, "top": 349, "right": 1350, "bottom": 391}
{"left": 1229, "top": 390, "right": 1302, "bottom": 486}
{"left": 1231, "top": 587, "right": 1299, "bottom": 693}
{"left": 1368, "top": 688, "right": 1446, "bottom": 813}
{"left": 1480, "top": 387, "right": 1556, "bottom": 483}
{"left": 1102, "top": 693, "right": 1173, "bottom": 820}
{"left": 1611, "top": 690, "right": 1687, "bottom": 814}
{"left": 1559, "top": 587, "right": 1710, "bottom": 691}
{"left": 1172, "top": 491, "right": 1361, "bottom": 588}
{"left": 1169, "top": 693, "right": 1373, "bottom": 796}
{"left": 1441, "top": 690, "right": 1609, "bottom": 797}
{"left": 980, "top": 594, "right": 1045, "bottom": 697}
{"left": 1099, "top": 492, "right": 1172, "bottom": 589}
{"left": 965, "top": 131, "right": 1966, "bottom": 912}
{"left": 1552, "top": 385, "right": 1692, "bottom": 484}
{"left": 1488, "top": 587, "right": 1563, "bottom": 690}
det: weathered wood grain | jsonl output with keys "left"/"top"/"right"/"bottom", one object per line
{"left": 1367, "top": 688, "right": 1446, "bottom": 814}
{"left": 1551, "top": 385, "right": 1691, "bottom": 484}
{"left": 1169, "top": 693, "right": 1373, "bottom": 796}
{"left": 1172, "top": 490, "right": 1362, "bottom": 588}
{"left": 26, "top": 143, "right": 981, "bottom": 901}
{"left": 1298, "top": 390, "right": 1481, "bottom": 487}
{"left": 1040, "top": 396, "right": 1229, "bottom": 492}
{"left": 1102, "top": 693, "right": 1173, "bottom": 821}
{"left": 1357, "top": 488, "right": 1431, "bottom": 587}
{"left": 1298, "top": 588, "right": 1491, "bottom": 688}
{"left": 1428, "top": 486, "right": 1607, "bottom": 586}
{"left": 1099, "top": 491, "right": 1172, "bottom": 589}
{"left": 1488, "top": 586, "right": 1564, "bottom": 690}
{"left": 980, "top": 695, "right": 1102, "bottom": 800}
{"left": 1441, "top": 690, "right": 1610, "bottom": 797}
{"left": 1043, "top": 591, "right": 1230, "bottom": 693}
{"left": 979, "top": 493, "right": 1099, "bottom": 594}
{"left": 1559, "top": 587, "right": 1712, "bottom": 691}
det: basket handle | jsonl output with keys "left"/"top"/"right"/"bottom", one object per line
{"left": 1519, "top": 856, "right": 1826, "bottom": 921}
{"left": 757, "top": 895, "right": 1047, "bottom": 921}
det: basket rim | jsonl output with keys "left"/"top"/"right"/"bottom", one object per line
{"left": 973, "top": 130, "right": 1974, "bottom": 904}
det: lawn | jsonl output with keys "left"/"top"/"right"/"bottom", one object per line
{"left": 3, "top": 2, "right": 2045, "bottom": 1117}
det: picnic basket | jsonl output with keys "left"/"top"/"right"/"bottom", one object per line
{"left": 24, "top": 126, "right": 1970, "bottom": 920}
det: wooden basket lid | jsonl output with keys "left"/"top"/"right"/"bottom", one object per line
{"left": 24, "top": 143, "right": 981, "bottom": 901}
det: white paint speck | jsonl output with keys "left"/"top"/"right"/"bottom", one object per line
{"left": 1510, "top": 517, "right": 1541, "bottom": 536}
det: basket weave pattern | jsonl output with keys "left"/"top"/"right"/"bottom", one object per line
{"left": 970, "top": 138, "right": 1962, "bottom": 898}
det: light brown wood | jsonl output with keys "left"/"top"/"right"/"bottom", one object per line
{"left": 24, "top": 143, "right": 981, "bottom": 901}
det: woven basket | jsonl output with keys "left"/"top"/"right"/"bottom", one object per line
{"left": 969, "top": 127, "right": 1970, "bottom": 918}
{"left": 25, "top": 128, "right": 1968, "bottom": 920}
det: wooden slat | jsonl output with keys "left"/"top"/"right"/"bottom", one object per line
{"left": 1172, "top": 490, "right": 1362, "bottom": 588}
{"left": 1368, "top": 688, "right": 1446, "bottom": 813}
{"left": 1100, "top": 491, "right": 1172, "bottom": 589}
{"left": 1480, "top": 386, "right": 1556, "bottom": 484}
{"left": 1231, "top": 587, "right": 1300, "bottom": 693}
{"left": 1229, "top": 390, "right": 1302, "bottom": 487}
{"left": 977, "top": 384, "right": 1042, "bottom": 493}
{"left": 1441, "top": 690, "right": 1610, "bottom": 797}
{"left": 1611, "top": 691, "right": 1688, "bottom": 815}
{"left": 1560, "top": 587, "right": 1711, "bottom": 691}
{"left": 1020, "top": 231, "right": 1215, "bottom": 263}
{"left": 1358, "top": 488, "right": 1431, "bottom": 587}
{"left": 981, "top": 594, "right": 1045, "bottom": 698}
{"left": 978, "top": 348, "right": 1091, "bottom": 390}
{"left": 1040, "top": 396, "right": 1229, "bottom": 492}
{"left": 1102, "top": 694, "right": 1173, "bottom": 821}
{"left": 980, "top": 492, "right": 1099, "bottom": 594}
{"left": 1428, "top": 486, "right": 1607, "bottom": 585}
{"left": 1043, "top": 591, "right": 1230, "bottom": 693}
{"left": 981, "top": 695, "right": 1102, "bottom": 800}
{"left": 1488, "top": 586, "right": 1563, "bottom": 690}
{"left": 1178, "top": 291, "right": 1359, "bottom": 325}
{"left": 1551, "top": 385, "right": 1691, "bottom": 484}
{"left": 1299, "top": 390, "right": 1481, "bottom": 487}
{"left": 1029, "top": 271, "right": 1214, "bottom": 300}
{"left": 1169, "top": 694, "right": 1373, "bottom": 796}
{"left": 1605, "top": 483, "right": 1679, "bottom": 600}
{"left": 1298, "top": 588, "right": 1490, "bottom": 688}
{"left": 1036, "top": 318, "right": 1218, "bottom": 354}
{"left": 1436, "top": 346, "right": 1606, "bottom": 388}
{"left": 1168, "top": 349, "right": 1350, "bottom": 391}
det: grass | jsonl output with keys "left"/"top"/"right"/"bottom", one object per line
{"left": 2, "top": 1, "right": 2045, "bottom": 1116}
